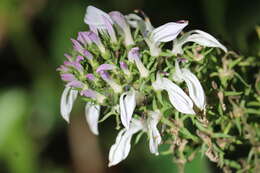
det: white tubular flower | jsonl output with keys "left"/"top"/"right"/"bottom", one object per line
{"left": 152, "top": 74, "right": 195, "bottom": 114}
{"left": 128, "top": 47, "right": 149, "bottom": 78}
{"left": 85, "top": 103, "right": 101, "bottom": 135}
{"left": 119, "top": 90, "right": 136, "bottom": 129}
{"left": 108, "top": 119, "right": 143, "bottom": 167}
{"left": 174, "top": 60, "right": 206, "bottom": 110}
{"left": 147, "top": 110, "right": 162, "bottom": 155}
{"left": 109, "top": 11, "right": 134, "bottom": 46}
{"left": 172, "top": 29, "right": 227, "bottom": 55}
{"left": 84, "top": 6, "right": 117, "bottom": 43}
{"left": 60, "top": 86, "right": 78, "bottom": 122}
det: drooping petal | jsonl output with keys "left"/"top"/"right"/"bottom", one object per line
{"left": 174, "top": 61, "right": 206, "bottom": 110}
{"left": 150, "top": 21, "right": 188, "bottom": 44}
{"left": 152, "top": 74, "right": 195, "bottom": 114}
{"left": 108, "top": 119, "right": 143, "bottom": 167}
{"left": 60, "top": 87, "right": 78, "bottom": 122}
{"left": 85, "top": 103, "right": 101, "bottom": 135}
{"left": 119, "top": 91, "right": 136, "bottom": 129}
{"left": 147, "top": 110, "right": 162, "bottom": 155}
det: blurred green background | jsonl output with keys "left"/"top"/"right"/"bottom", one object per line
{"left": 0, "top": 0, "right": 259, "bottom": 172}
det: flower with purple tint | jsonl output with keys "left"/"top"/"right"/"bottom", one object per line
{"left": 84, "top": 6, "right": 118, "bottom": 44}
{"left": 86, "top": 73, "right": 96, "bottom": 81}
{"left": 83, "top": 50, "right": 94, "bottom": 60}
{"left": 64, "top": 61, "right": 83, "bottom": 72}
{"left": 66, "top": 80, "right": 84, "bottom": 88}
{"left": 119, "top": 61, "right": 130, "bottom": 76}
{"left": 57, "top": 65, "right": 69, "bottom": 72}
{"left": 77, "top": 32, "right": 93, "bottom": 45}
{"left": 128, "top": 47, "right": 149, "bottom": 78}
{"left": 81, "top": 89, "right": 105, "bottom": 104}
{"left": 109, "top": 11, "right": 134, "bottom": 46}
{"left": 61, "top": 73, "right": 76, "bottom": 82}
{"left": 96, "top": 64, "right": 116, "bottom": 73}
{"left": 96, "top": 65, "right": 122, "bottom": 93}
{"left": 87, "top": 31, "right": 106, "bottom": 53}
{"left": 71, "top": 38, "right": 84, "bottom": 55}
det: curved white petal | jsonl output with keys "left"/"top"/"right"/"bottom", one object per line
{"left": 174, "top": 61, "right": 206, "bottom": 110}
{"left": 185, "top": 30, "right": 227, "bottom": 52}
{"left": 119, "top": 91, "right": 136, "bottom": 129}
{"left": 85, "top": 103, "right": 101, "bottom": 135}
{"left": 153, "top": 75, "right": 195, "bottom": 114}
{"left": 84, "top": 6, "right": 113, "bottom": 29}
{"left": 151, "top": 22, "right": 188, "bottom": 44}
{"left": 108, "top": 119, "right": 143, "bottom": 167}
{"left": 172, "top": 29, "right": 227, "bottom": 55}
{"left": 60, "top": 87, "right": 78, "bottom": 123}
{"left": 147, "top": 111, "right": 162, "bottom": 155}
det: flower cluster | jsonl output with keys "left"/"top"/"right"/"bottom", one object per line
{"left": 57, "top": 5, "right": 227, "bottom": 166}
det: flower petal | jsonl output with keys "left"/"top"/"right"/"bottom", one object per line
{"left": 153, "top": 75, "right": 195, "bottom": 114}
{"left": 85, "top": 103, "right": 101, "bottom": 135}
{"left": 84, "top": 6, "right": 113, "bottom": 29}
{"left": 108, "top": 119, "right": 143, "bottom": 167}
{"left": 174, "top": 61, "right": 206, "bottom": 110}
{"left": 172, "top": 29, "right": 227, "bottom": 55}
{"left": 185, "top": 30, "right": 227, "bottom": 52}
{"left": 119, "top": 91, "right": 136, "bottom": 129}
{"left": 60, "top": 87, "right": 78, "bottom": 122}
{"left": 147, "top": 110, "right": 162, "bottom": 155}
{"left": 151, "top": 21, "right": 188, "bottom": 44}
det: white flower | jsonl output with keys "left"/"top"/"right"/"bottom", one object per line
{"left": 84, "top": 6, "right": 117, "bottom": 43}
{"left": 60, "top": 86, "right": 78, "bottom": 122}
{"left": 85, "top": 103, "right": 101, "bottom": 135}
{"left": 147, "top": 110, "right": 162, "bottom": 155}
{"left": 108, "top": 119, "right": 143, "bottom": 167}
{"left": 128, "top": 47, "right": 149, "bottom": 78}
{"left": 172, "top": 29, "right": 227, "bottom": 55}
{"left": 119, "top": 90, "right": 136, "bottom": 129}
{"left": 173, "top": 60, "right": 206, "bottom": 110}
{"left": 152, "top": 74, "right": 195, "bottom": 114}
{"left": 126, "top": 14, "right": 188, "bottom": 56}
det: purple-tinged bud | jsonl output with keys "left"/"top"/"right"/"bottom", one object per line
{"left": 109, "top": 11, "right": 134, "bottom": 46}
{"left": 98, "top": 71, "right": 122, "bottom": 93}
{"left": 57, "top": 65, "right": 69, "bottom": 72}
{"left": 128, "top": 47, "right": 140, "bottom": 62}
{"left": 86, "top": 73, "right": 95, "bottom": 81}
{"left": 87, "top": 31, "right": 106, "bottom": 53}
{"left": 64, "top": 61, "right": 83, "bottom": 72}
{"left": 71, "top": 38, "right": 84, "bottom": 54}
{"left": 64, "top": 53, "right": 72, "bottom": 61}
{"left": 128, "top": 47, "right": 149, "bottom": 78}
{"left": 96, "top": 64, "right": 116, "bottom": 73}
{"left": 81, "top": 89, "right": 105, "bottom": 104}
{"left": 102, "top": 16, "right": 117, "bottom": 43}
{"left": 119, "top": 61, "right": 131, "bottom": 76}
{"left": 67, "top": 80, "right": 84, "bottom": 88}
{"left": 77, "top": 32, "right": 92, "bottom": 45}
{"left": 61, "top": 73, "right": 75, "bottom": 82}
{"left": 76, "top": 55, "right": 84, "bottom": 62}
{"left": 83, "top": 50, "right": 93, "bottom": 60}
